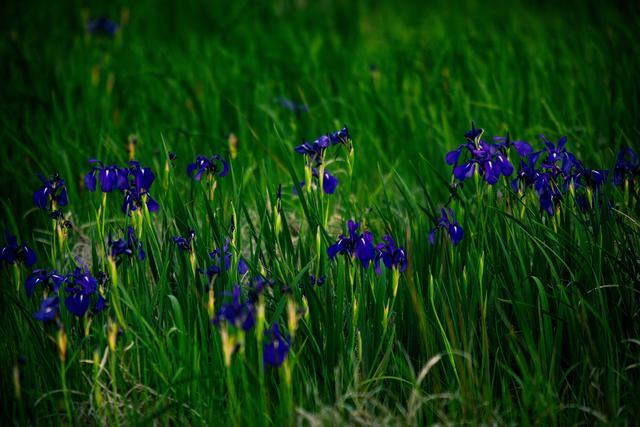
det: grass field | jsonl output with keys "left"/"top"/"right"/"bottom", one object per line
{"left": 1, "top": 0, "right": 640, "bottom": 425}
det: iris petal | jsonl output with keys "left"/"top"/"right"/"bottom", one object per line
{"left": 58, "top": 187, "right": 68, "bottom": 206}
{"left": 146, "top": 196, "right": 159, "bottom": 212}
{"left": 496, "top": 154, "right": 514, "bottom": 177}
{"left": 65, "top": 293, "right": 91, "bottom": 317}
{"left": 85, "top": 171, "right": 97, "bottom": 192}
{"left": 322, "top": 171, "right": 339, "bottom": 194}
{"left": 23, "top": 246, "right": 37, "bottom": 267}
{"left": 218, "top": 158, "right": 230, "bottom": 177}
{"left": 34, "top": 296, "right": 59, "bottom": 322}
{"left": 33, "top": 188, "right": 48, "bottom": 209}
{"left": 446, "top": 148, "right": 462, "bottom": 165}
{"left": 453, "top": 162, "right": 475, "bottom": 181}
{"left": 513, "top": 141, "right": 533, "bottom": 157}
{"left": 238, "top": 259, "right": 248, "bottom": 275}
{"left": 327, "top": 242, "right": 343, "bottom": 260}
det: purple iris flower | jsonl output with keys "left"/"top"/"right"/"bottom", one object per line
{"left": 263, "top": 324, "right": 290, "bottom": 367}
{"left": 446, "top": 126, "right": 516, "bottom": 185}
{"left": 213, "top": 285, "right": 255, "bottom": 331}
{"left": 511, "top": 152, "right": 543, "bottom": 193}
{"left": 613, "top": 148, "right": 639, "bottom": 186}
{"left": 538, "top": 135, "right": 577, "bottom": 178}
{"left": 533, "top": 174, "right": 563, "bottom": 216}
{"left": 571, "top": 161, "right": 609, "bottom": 191}
{"left": 84, "top": 160, "right": 129, "bottom": 193}
{"left": 294, "top": 135, "right": 331, "bottom": 165}
{"left": 0, "top": 232, "right": 36, "bottom": 268}
{"left": 187, "top": 155, "right": 229, "bottom": 181}
{"left": 206, "top": 239, "right": 246, "bottom": 277}
{"left": 108, "top": 226, "right": 145, "bottom": 261}
{"left": 328, "top": 126, "right": 351, "bottom": 145}
{"left": 429, "top": 209, "right": 464, "bottom": 246}
{"left": 327, "top": 220, "right": 376, "bottom": 268}
{"left": 173, "top": 230, "right": 196, "bottom": 252}
{"left": 121, "top": 161, "right": 159, "bottom": 214}
{"left": 34, "top": 296, "right": 59, "bottom": 323}
{"left": 129, "top": 161, "right": 154, "bottom": 190}
{"left": 510, "top": 138, "right": 602, "bottom": 216}
{"left": 86, "top": 159, "right": 159, "bottom": 214}
{"left": 64, "top": 266, "right": 98, "bottom": 317}
{"left": 33, "top": 174, "right": 68, "bottom": 210}
{"left": 25, "top": 269, "right": 65, "bottom": 297}
{"left": 508, "top": 134, "right": 607, "bottom": 216}
{"left": 318, "top": 169, "right": 339, "bottom": 194}
{"left": 374, "top": 235, "right": 408, "bottom": 275}
{"left": 86, "top": 16, "right": 119, "bottom": 36}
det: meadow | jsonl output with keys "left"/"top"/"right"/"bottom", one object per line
{"left": 1, "top": 0, "right": 640, "bottom": 425}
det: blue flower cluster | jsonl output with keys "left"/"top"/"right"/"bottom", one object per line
{"left": 213, "top": 278, "right": 290, "bottom": 367}
{"left": 263, "top": 324, "right": 290, "bottom": 367}
{"left": 446, "top": 125, "right": 638, "bottom": 217}
{"left": 327, "top": 220, "right": 407, "bottom": 274}
{"left": 26, "top": 262, "right": 107, "bottom": 322}
{"left": 511, "top": 135, "right": 611, "bottom": 215}
{"left": 34, "top": 174, "right": 69, "bottom": 218}
{"left": 85, "top": 160, "right": 159, "bottom": 215}
{"left": 12, "top": 120, "right": 636, "bottom": 375}
{"left": 213, "top": 284, "right": 256, "bottom": 331}
{"left": 375, "top": 235, "right": 409, "bottom": 274}
{"left": 33, "top": 172, "right": 74, "bottom": 229}
{"left": 446, "top": 126, "right": 531, "bottom": 185}
{"left": 34, "top": 296, "right": 60, "bottom": 323}
{"left": 25, "top": 269, "right": 64, "bottom": 297}
{"left": 64, "top": 266, "right": 106, "bottom": 317}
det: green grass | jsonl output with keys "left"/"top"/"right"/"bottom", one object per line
{"left": 1, "top": 0, "right": 640, "bottom": 425}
